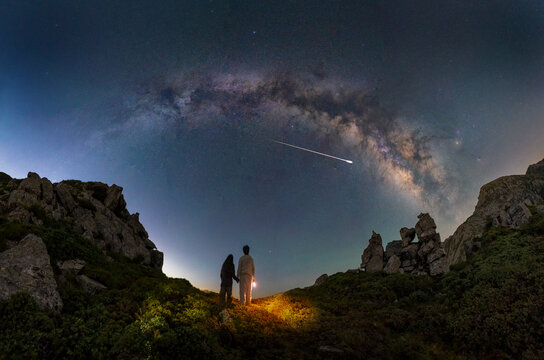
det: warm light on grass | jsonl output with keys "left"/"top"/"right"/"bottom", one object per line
{"left": 255, "top": 294, "right": 319, "bottom": 329}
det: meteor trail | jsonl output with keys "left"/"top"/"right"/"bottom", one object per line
{"left": 270, "top": 139, "right": 353, "bottom": 164}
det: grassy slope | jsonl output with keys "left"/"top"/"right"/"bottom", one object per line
{"left": 1, "top": 212, "right": 544, "bottom": 359}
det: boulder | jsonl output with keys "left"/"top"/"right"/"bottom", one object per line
{"left": 384, "top": 255, "right": 401, "bottom": 274}
{"left": 41, "top": 177, "right": 55, "bottom": 204}
{"left": 385, "top": 240, "right": 403, "bottom": 260}
{"left": 429, "top": 256, "right": 448, "bottom": 276}
{"left": 415, "top": 213, "right": 438, "bottom": 242}
{"left": 400, "top": 227, "right": 416, "bottom": 247}
{"left": 0, "top": 234, "right": 62, "bottom": 311}
{"left": 76, "top": 275, "right": 107, "bottom": 295}
{"left": 314, "top": 274, "right": 328, "bottom": 286}
{"left": 361, "top": 231, "right": 384, "bottom": 272}
{"left": 55, "top": 183, "right": 76, "bottom": 212}
{"left": 526, "top": 158, "right": 544, "bottom": 176}
{"left": 19, "top": 172, "right": 42, "bottom": 195}
{"left": 151, "top": 249, "right": 164, "bottom": 269}
{"left": 104, "top": 185, "right": 128, "bottom": 217}
{"left": 400, "top": 243, "right": 419, "bottom": 260}
{"left": 427, "top": 246, "right": 446, "bottom": 264}
{"left": 57, "top": 259, "right": 86, "bottom": 276}
{"left": 418, "top": 239, "right": 438, "bottom": 259}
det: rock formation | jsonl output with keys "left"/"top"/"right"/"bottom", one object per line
{"left": 444, "top": 158, "right": 544, "bottom": 266}
{"left": 360, "top": 213, "right": 448, "bottom": 276}
{"left": 0, "top": 172, "right": 163, "bottom": 269}
{"left": 360, "top": 231, "right": 384, "bottom": 272}
{"left": 314, "top": 274, "right": 329, "bottom": 286}
{"left": 0, "top": 234, "right": 63, "bottom": 311}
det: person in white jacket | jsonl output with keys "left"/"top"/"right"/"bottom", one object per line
{"left": 237, "top": 245, "right": 255, "bottom": 305}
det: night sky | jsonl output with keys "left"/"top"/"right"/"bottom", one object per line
{"left": 1, "top": 1, "right": 543, "bottom": 296}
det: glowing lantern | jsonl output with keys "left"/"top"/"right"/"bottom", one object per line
{"left": 252, "top": 281, "right": 257, "bottom": 288}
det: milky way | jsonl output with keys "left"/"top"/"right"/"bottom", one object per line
{"left": 90, "top": 71, "right": 456, "bottom": 213}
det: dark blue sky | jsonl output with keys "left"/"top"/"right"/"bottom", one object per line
{"left": 1, "top": 1, "right": 543, "bottom": 295}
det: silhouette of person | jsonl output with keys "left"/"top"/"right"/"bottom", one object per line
{"left": 219, "top": 254, "right": 239, "bottom": 307}
{"left": 237, "top": 245, "right": 255, "bottom": 305}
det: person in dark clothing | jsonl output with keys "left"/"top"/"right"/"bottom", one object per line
{"left": 219, "top": 254, "right": 239, "bottom": 307}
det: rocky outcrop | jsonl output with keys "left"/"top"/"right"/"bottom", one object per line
{"left": 0, "top": 234, "right": 63, "bottom": 311}
{"left": 0, "top": 172, "right": 163, "bottom": 269}
{"left": 360, "top": 231, "right": 384, "bottom": 272}
{"left": 526, "top": 158, "right": 544, "bottom": 176}
{"left": 360, "top": 214, "right": 448, "bottom": 276}
{"left": 314, "top": 274, "right": 329, "bottom": 286}
{"left": 76, "top": 275, "right": 107, "bottom": 295}
{"left": 400, "top": 227, "right": 416, "bottom": 247}
{"left": 57, "top": 259, "right": 86, "bottom": 276}
{"left": 444, "top": 159, "right": 544, "bottom": 266}
{"left": 384, "top": 255, "right": 401, "bottom": 274}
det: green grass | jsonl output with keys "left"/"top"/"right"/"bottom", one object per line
{"left": 1, "top": 213, "right": 544, "bottom": 359}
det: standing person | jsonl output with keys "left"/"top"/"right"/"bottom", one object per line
{"left": 219, "top": 254, "right": 239, "bottom": 307}
{"left": 237, "top": 245, "right": 255, "bottom": 306}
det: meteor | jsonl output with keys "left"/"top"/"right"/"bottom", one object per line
{"left": 270, "top": 139, "right": 353, "bottom": 164}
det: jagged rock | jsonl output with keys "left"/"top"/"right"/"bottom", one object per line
{"left": 151, "top": 249, "right": 164, "bottom": 269}
{"left": 400, "top": 243, "right": 419, "bottom": 260}
{"left": 57, "top": 259, "right": 86, "bottom": 276}
{"left": 361, "top": 231, "right": 384, "bottom": 272}
{"left": 20, "top": 172, "right": 42, "bottom": 195}
{"left": 429, "top": 257, "right": 448, "bottom": 276}
{"left": 400, "top": 227, "right": 416, "bottom": 247}
{"left": 1, "top": 172, "right": 163, "bottom": 269}
{"left": 537, "top": 205, "right": 544, "bottom": 213}
{"left": 7, "top": 173, "right": 42, "bottom": 209}
{"left": 385, "top": 240, "right": 403, "bottom": 260}
{"left": 445, "top": 161, "right": 544, "bottom": 266}
{"left": 384, "top": 255, "right": 401, "bottom": 274}
{"left": 415, "top": 213, "right": 438, "bottom": 242}
{"left": 41, "top": 177, "right": 54, "bottom": 204}
{"left": 104, "top": 185, "right": 129, "bottom": 218}
{"left": 7, "top": 207, "right": 31, "bottom": 223}
{"left": 314, "top": 274, "right": 328, "bottom": 286}
{"left": 55, "top": 183, "right": 76, "bottom": 212}
{"left": 77, "top": 275, "right": 107, "bottom": 294}
{"left": 85, "top": 182, "right": 109, "bottom": 203}
{"left": 418, "top": 239, "right": 438, "bottom": 259}
{"left": 526, "top": 158, "right": 544, "bottom": 175}
{"left": 427, "top": 246, "right": 446, "bottom": 264}
{"left": 0, "top": 234, "right": 62, "bottom": 311}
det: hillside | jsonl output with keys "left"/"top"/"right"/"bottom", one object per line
{"left": 0, "top": 161, "right": 544, "bottom": 359}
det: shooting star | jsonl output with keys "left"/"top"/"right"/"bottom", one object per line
{"left": 270, "top": 139, "right": 353, "bottom": 164}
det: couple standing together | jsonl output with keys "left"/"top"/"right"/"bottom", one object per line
{"left": 220, "top": 245, "right": 255, "bottom": 307}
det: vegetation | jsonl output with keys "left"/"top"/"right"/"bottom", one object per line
{"left": 0, "top": 172, "right": 11, "bottom": 186}
{"left": 1, "top": 212, "right": 544, "bottom": 359}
